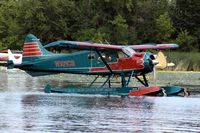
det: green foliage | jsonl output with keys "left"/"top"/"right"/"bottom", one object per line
{"left": 109, "top": 15, "right": 129, "bottom": 44}
{"left": 0, "top": 0, "right": 199, "bottom": 51}
{"left": 170, "top": 0, "right": 200, "bottom": 50}
{"left": 175, "top": 30, "right": 198, "bottom": 51}
{"left": 0, "top": 0, "right": 22, "bottom": 49}
{"left": 135, "top": 0, "right": 169, "bottom": 43}
{"left": 17, "top": 0, "right": 77, "bottom": 42}
{"left": 165, "top": 52, "right": 200, "bottom": 71}
{"left": 155, "top": 14, "right": 175, "bottom": 43}
{"left": 76, "top": 28, "right": 102, "bottom": 42}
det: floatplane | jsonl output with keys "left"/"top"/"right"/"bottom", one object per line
{"left": 0, "top": 49, "right": 22, "bottom": 70}
{"left": 7, "top": 34, "right": 189, "bottom": 96}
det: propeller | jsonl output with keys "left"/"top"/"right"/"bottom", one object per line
{"left": 149, "top": 54, "right": 159, "bottom": 86}
{"left": 153, "top": 64, "right": 157, "bottom": 86}
{"left": 152, "top": 51, "right": 170, "bottom": 86}
{"left": 155, "top": 51, "right": 167, "bottom": 69}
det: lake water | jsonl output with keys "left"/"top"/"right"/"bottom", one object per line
{"left": 0, "top": 70, "right": 200, "bottom": 133}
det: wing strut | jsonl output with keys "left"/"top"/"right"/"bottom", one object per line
{"left": 95, "top": 49, "right": 114, "bottom": 74}
{"left": 135, "top": 75, "right": 149, "bottom": 87}
{"left": 101, "top": 75, "right": 113, "bottom": 88}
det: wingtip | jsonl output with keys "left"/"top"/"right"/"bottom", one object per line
{"left": 156, "top": 43, "right": 179, "bottom": 49}
{"left": 173, "top": 44, "right": 179, "bottom": 48}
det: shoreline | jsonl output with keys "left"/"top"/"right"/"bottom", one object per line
{"left": 1, "top": 67, "right": 199, "bottom": 95}
{"left": 1, "top": 66, "right": 200, "bottom": 73}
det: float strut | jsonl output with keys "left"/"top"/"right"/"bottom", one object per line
{"left": 108, "top": 80, "right": 111, "bottom": 88}
{"left": 89, "top": 75, "right": 99, "bottom": 87}
{"left": 121, "top": 74, "right": 126, "bottom": 87}
{"left": 101, "top": 75, "right": 112, "bottom": 88}
{"left": 143, "top": 75, "right": 149, "bottom": 87}
{"left": 135, "top": 75, "right": 149, "bottom": 87}
{"left": 126, "top": 71, "right": 134, "bottom": 86}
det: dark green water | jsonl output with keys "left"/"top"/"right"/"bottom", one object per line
{"left": 0, "top": 70, "right": 200, "bottom": 132}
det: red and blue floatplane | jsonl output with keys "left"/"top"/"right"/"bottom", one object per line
{"left": 7, "top": 34, "right": 188, "bottom": 96}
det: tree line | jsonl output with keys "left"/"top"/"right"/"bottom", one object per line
{"left": 0, "top": 0, "right": 199, "bottom": 51}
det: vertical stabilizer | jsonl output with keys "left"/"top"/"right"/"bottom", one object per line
{"left": 22, "top": 34, "right": 52, "bottom": 62}
{"left": 23, "top": 34, "right": 51, "bottom": 57}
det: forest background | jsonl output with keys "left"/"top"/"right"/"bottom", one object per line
{"left": 0, "top": 0, "right": 199, "bottom": 70}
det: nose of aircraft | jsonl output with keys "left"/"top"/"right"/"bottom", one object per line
{"left": 150, "top": 55, "right": 159, "bottom": 65}
{"left": 145, "top": 53, "right": 159, "bottom": 71}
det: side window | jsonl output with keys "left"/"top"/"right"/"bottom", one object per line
{"left": 118, "top": 51, "right": 128, "bottom": 59}
{"left": 88, "top": 53, "right": 95, "bottom": 60}
{"left": 98, "top": 52, "right": 112, "bottom": 62}
{"left": 122, "top": 47, "right": 135, "bottom": 57}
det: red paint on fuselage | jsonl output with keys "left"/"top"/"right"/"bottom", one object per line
{"left": 90, "top": 53, "right": 145, "bottom": 72}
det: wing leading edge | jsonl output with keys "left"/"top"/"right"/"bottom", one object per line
{"left": 44, "top": 40, "right": 179, "bottom": 51}
{"left": 44, "top": 41, "right": 122, "bottom": 50}
{"left": 129, "top": 44, "right": 179, "bottom": 50}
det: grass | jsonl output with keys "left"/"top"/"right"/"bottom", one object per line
{"left": 164, "top": 51, "right": 200, "bottom": 71}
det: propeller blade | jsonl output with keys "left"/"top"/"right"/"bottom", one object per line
{"left": 155, "top": 51, "right": 167, "bottom": 69}
{"left": 153, "top": 65, "right": 157, "bottom": 86}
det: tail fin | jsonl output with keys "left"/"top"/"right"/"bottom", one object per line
{"left": 23, "top": 34, "right": 51, "bottom": 57}
{"left": 8, "top": 49, "right": 22, "bottom": 65}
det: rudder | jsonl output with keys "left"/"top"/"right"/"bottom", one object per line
{"left": 23, "top": 34, "right": 51, "bottom": 57}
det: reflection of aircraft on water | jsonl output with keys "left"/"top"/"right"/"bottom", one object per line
{"left": 7, "top": 34, "right": 188, "bottom": 96}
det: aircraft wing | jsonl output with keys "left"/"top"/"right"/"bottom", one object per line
{"left": 44, "top": 41, "right": 122, "bottom": 50}
{"left": 44, "top": 41, "right": 179, "bottom": 51}
{"left": 129, "top": 44, "right": 179, "bottom": 50}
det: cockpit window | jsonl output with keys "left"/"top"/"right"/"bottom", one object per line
{"left": 118, "top": 51, "right": 128, "bottom": 59}
{"left": 98, "top": 52, "right": 112, "bottom": 62}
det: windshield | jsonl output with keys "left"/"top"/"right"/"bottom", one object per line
{"left": 122, "top": 47, "right": 135, "bottom": 57}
